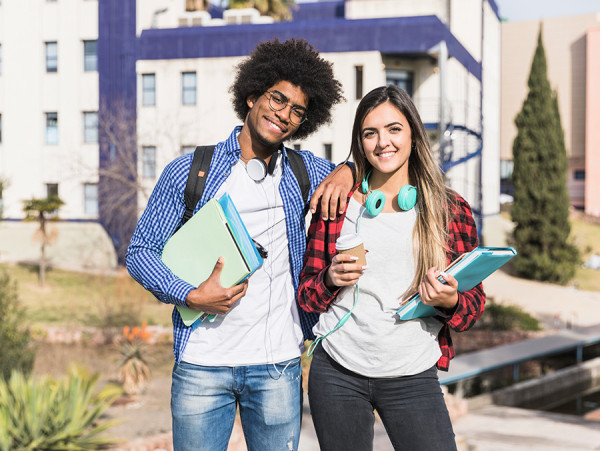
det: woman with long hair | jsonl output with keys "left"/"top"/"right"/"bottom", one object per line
{"left": 298, "top": 85, "right": 485, "bottom": 450}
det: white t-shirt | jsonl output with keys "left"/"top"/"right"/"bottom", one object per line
{"left": 314, "top": 198, "right": 442, "bottom": 377}
{"left": 181, "top": 157, "right": 304, "bottom": 366}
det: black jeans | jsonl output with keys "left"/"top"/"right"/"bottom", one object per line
{"left": 307, "top": 344, "right": 457, "bottom": 451}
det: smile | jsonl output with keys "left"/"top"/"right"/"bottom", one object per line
{"left": 376, "top": 150, "right": 397, "bottom": 158}
{"left": 265, "top": 117, "right": 285, "bottom": 133}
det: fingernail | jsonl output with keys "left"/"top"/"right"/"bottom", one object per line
{"left": 339, "top": 210, "right": 344, "bottom": 214}
{"left": 329, "top": 216, "right": 335, "bottom": 221}
{"left": 349, "top": 256, "right": 358, "bottom": 260}
{"left": 311, "top": 208, "right": 315, "bottom": 214}
{"left": 439, "top": 271, "right": 448, "bottom": 277}
{"left": 322, "top": 216, "right": 328, "bottom": 221}
{"left": 362, "top": 265, "right": 368, "bottom": 270}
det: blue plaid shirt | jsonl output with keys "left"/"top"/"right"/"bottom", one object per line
{"left": 126, "top": 126, "right": 335, "bottom": 362}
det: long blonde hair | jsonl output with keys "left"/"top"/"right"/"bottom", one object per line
{"left": 350, "top": 85, "right": 454, "bottom": 299}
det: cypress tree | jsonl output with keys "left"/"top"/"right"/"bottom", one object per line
{"left": 511, "top": 26, "right": 579, "bottom": 283}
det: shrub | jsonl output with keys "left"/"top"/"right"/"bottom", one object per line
{"left": 475, "top": 299, "right": 541, "bottom": 331}
{"left": 0, "top": 270, "right": 35, "bottom": 380}
{"left": 118, "top": 323, "right": 152, "bottom": 395}
{"left": 0, "top": 366, "right": 123, "bottom": 450}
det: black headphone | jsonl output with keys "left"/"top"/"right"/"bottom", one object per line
{"left": 245, "top": 152, "right": 279, "bottom": 182}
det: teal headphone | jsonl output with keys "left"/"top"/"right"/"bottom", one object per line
{"left": 361, "top": 170, "right": 417, "bottom": 215}
{"left": 306, "top": 169, "right": 418, "bottom": 358}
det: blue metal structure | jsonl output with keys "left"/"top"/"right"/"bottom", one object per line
{"left": 97, "top": 0, "right": 498, "bottom": 261}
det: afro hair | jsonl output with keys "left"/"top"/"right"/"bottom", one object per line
{"left": 230, "top": 38, "right": 345, "bottom": 140}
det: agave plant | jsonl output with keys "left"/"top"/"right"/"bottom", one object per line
{"left": 0, "top": 366, "right": 123, "bottom": 450}
{"left": 118, "top": 323, "right": 152, "bottom": 395}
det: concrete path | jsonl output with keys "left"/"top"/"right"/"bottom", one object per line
{"left": 453, "top": 405, "right": 600, "bottom": 450}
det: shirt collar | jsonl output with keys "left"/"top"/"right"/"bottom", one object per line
{"left": 225, "top": 125, "right": 289, "bottom": 164}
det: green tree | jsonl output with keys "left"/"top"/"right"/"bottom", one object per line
{"left": 229, "top": 0, "right": 297, "bottom": 21}
{"left": 0, "top": 271, "right": 35, "bottom": 381}
{"left": 23, "top": 195, "right": 65, "bottom": 286}
{"left": 510, "top": 26, "right": 579, "bottom": 283}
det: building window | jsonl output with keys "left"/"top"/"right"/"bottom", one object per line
{"left": 46, "top": 183, "right": 58, "bottom": 198}
{"left": 386, "top": 70, "right": 414, "bottom": 97}
{"left": 574, "top": 170, "right": 586, "bottom": 181}
{"left": 182, "top": 72, "right": 196, "bottom": 105}
{"left": 142, "top": 74, "right": 156, "bottom": 106}
{"left": 324, "top": 143, "right": 332, "bottom": 161}
{"left": 83, "top": 40, "right": 97, "bottom": 72}
{"left": 45, "top": 41, "right": 58, "bottom": 73}
{"left": 142, "top": 146, "right": 156, "bottom": 178}
{"left": 186, "top": 0, "right": 205, "bottom": 11}
{"left": 181, "top": 145, "right": 195, "bottom": 155}
{"left": 46, "top": 112, "right": 58, "bottom": 144}
{"left": 83, "top": 112, "right": 98, "bottom": 143}
{"left": 84, "top": 183, "right": 98, "bottom": 215}
{"left": 355, "top": 65, "right": 363, "bottom": 100}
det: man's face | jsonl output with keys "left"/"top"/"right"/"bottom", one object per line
{"left": 245, "top": 80, "right": 308, "bottom": 149}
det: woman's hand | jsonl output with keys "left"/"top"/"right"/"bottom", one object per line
{"left": 324, "top": 254, "right": 366, "bottom": 291}
{"left": 418, "top": 267, "right": 459, "bottom": 309}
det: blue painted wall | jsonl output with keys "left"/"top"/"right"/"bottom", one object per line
{"left": 98, "top": 0, "right": 138, "bottom": 263}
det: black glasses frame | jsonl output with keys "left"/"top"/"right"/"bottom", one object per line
{"left": 265, "top": 91, "right": 308, "bottom": 125}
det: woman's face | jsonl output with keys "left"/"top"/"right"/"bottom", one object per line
{"left": 360, "top": 101, "right": 412, "bottom": 179}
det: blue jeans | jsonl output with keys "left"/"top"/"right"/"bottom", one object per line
{"left": 308, "top": 344, "right": 457, "bottom": 451}
{"left": 171, "top": 358, "right": 302, "bottom": 451}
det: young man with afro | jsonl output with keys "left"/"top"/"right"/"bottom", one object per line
{"left": 126, "top": 38, "right": 351, "bottom": 450}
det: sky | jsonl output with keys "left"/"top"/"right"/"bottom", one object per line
{"left": 495, "top": 0, "right": 600, "bottom": 22}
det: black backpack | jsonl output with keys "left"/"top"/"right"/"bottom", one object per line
{"left": 181, "top": 145, "right": 310, "bottom": 228}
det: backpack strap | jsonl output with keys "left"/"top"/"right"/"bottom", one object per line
{"left": 182, "top": 145, "right": 215, "bottom": 227}
{"left": 286, "top": 149, "right": 310, "bottom": 215}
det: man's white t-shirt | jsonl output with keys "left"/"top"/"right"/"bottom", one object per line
{"left": 181, "top": 157, "right": 304, "bottom": 366}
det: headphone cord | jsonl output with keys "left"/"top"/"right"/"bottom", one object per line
{"left": 307, "top": 204, "right": 367, "bottom": 357}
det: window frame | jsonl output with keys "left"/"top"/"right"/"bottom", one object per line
{"left": 142, "top": 146, "right": 157, "bottom": 179}
{"left": 45, "top": 41, "right": 58, "bottom": 73}
{"left": 83, "top": 112, "right": 98, "bottom": 143}
{"left": 182, "top": 71, "right": 197, "bottom": 106}
{"left": 83, "top": 183, "right": 99, "bottom": 216}
{"left": 83, "top": 40, "right": 98, "bottom": 72}
{"left": 142, "top": 73, "right": 156, "bottom": 106}
{"left": 46, "top": 112, "right": 58, "bottom": 145}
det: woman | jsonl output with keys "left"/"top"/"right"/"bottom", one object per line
{"left": 297, "top": 85, "right": 485, "bottom": 450}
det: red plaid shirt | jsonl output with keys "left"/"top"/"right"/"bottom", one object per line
{"left": 297, "top": 186, "right": 486, "bottom": 371}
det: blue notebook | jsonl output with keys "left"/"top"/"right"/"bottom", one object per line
{"left": 396, "top": 247, "right": 517, "bottom": 320}
{"left": 161, "top": 193, "right": 263, "bottom": 328}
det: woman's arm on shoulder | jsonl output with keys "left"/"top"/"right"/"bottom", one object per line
{"left": 297, "top": 206, "right": 342, "bottom": 313}
{"left": 297, "top": 151, "right": 355, "bottom": 220}
{"left": 443, "top": 193, "right": 486, "bottom": 332}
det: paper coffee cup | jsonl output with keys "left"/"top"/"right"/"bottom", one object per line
{"left": 335, "top": 234, "right": 367, "bottom": 266}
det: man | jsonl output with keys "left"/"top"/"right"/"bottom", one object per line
{"left": 126, "top": 38, "right": 351, "bottom": 450}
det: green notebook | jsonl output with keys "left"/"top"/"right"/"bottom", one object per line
{"left": 161, "top": 194, "right": 263, "bottom": 327}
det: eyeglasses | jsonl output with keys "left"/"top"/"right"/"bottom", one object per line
{"left": 265, "top": 91, "right": 308, "bottom": 125}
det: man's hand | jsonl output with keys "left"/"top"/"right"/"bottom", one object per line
{"left": 185, "top": 257, "right": 249, "bottom": 314}
{"left": 310, "top": 164, "right": 354, "bottom": 221}
{"left": 418, "top": 267, "right": 459, "bottom": 309}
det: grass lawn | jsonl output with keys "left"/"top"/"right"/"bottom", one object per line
{"left": 570, "top": 217, "right": 600, "bottom": 292}
{"left": 0, "top": 263, "right": 172, "bottom": 329}
{"left": 500, "top": 212, "right": 600, "bottom": 292}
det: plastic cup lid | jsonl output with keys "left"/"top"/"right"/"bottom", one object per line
{"left": 335, "top": 233, "right": 363, "bottom": 251}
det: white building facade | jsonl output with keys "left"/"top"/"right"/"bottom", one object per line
{"left": 0, "top": 0, "right": 501, "bottom": 264}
